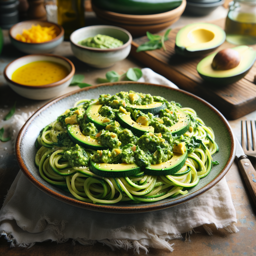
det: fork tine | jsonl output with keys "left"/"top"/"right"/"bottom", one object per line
{"left": 246, "top": 120, "right": 252, "bottom": 151}
{"left": 241, "top": 120, "right": 246, "bottom": 151}
{"left": 251, "top": 120, "right": 256, "bottom": 151}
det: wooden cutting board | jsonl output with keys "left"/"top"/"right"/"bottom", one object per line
{"left": 130, "top": 18, "right": 256, "bottom": 120}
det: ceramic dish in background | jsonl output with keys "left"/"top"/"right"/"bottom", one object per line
{"left": 16, "top": 82, "right": 235, "bottom": 213}
{"left": 4, "top": 54, "right": 75, "bottom": 100}
{"left": 9, "top": 20, "right": 64, "bottom": 54}
{"left": 184, "top": 0, "right": 224, "bottom": 16}
{"left": 70, "top": 25, "right": 132, "bottom": 68}
{"left": 91, "top": 0, "right": 186, "bottom": 36}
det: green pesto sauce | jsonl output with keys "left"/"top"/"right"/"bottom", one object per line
{"left": 63, "top": 144, "right": 89, "bottom": 167}
{"left": 43, "top": 91, "right": 197, "bottom": 167}
{"left": 78, "top": 34, "right": 123, "bottom": 49}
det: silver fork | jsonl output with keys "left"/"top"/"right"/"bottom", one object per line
{"left": 241, "top": 120, "right": 256, "bottom": 158}
{"left": 237, "top": 120, "right": 256, "bottom": 206}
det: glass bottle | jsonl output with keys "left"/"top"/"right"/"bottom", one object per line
{"left": 57, "top": 0, "right": 85, "bottom": 40}
{"left": 225, "top": 0, "right": 256, "bottom": 45}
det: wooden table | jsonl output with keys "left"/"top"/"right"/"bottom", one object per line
{"left": 1, "top": 7, "right": 256, "bottom": 256}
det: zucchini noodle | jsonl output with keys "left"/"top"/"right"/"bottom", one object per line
{"left": 35, "top": 92, "right": 219, "bottom": 205}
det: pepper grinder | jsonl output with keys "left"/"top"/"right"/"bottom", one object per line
{"left": 27, "top": 0, "right": 47, "bottom": 20}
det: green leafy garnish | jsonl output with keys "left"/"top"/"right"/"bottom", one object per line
{"left": 0, "top": 127, "right": 11, "bottom": 142}
{"left": 4, "top": 102, "right": 16, "bottom": 121}
{"left": 106, "top": 71, "right": 120, "bottom": 82}
{"left": 97, "top": 68, "right": 143, "bottom": 83}
{"left": 212, "top": 160, "right": 219, "bottom": 166}
{"left": 70, "top": 74, "right": 93, "bottom": 88}
{"left": 136, "top": 29, "right": 171, "bottom": 52}
{"left": 78, "top": 83, "right": 92, "bottom": 88}
{"left": 126, "top": 68, "right": 143, "bottom": 81}
{"left": 70, "top": 74, "right": 85, "bottom": 85}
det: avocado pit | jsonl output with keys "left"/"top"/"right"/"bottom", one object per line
{"left": 211, "top": 48, "right": 240, "bottom": 71}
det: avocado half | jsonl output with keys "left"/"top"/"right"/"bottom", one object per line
{"left": 197, "top": 45, "right": 256, "bottom": 86}
{"left": 175, "top": 23, "right": 226, "bottom": 58}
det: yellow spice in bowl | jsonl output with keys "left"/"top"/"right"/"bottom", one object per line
{"left": 12, "top": 61, "right": 69, "bottom": 86}
{"left": 16, "top": 25, "right": 57, "bottom": 43}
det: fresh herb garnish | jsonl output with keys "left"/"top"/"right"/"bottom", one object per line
{"left": 98, "top": 68, "right": 143, "bottom": 83}
{"left": 136, "top": 29, "right": 171, "bottom": 52}
{"left": 126, "top": 68, "right": 143, "bottom": 81}
{"left": 0, "top": 127, "right": 11, "bottom": 142}
{"left": 77, "top": 83, "right": 92, "bottom": 88}
{"left": 106, "top": 71, "right": 120, "bottom": 82}
{"left": 4, "top": 102, "right": 16, "bottom": 121}
{"left": 212, "top": 160, "right": 220, "bottom": 166}
{"left": 70, "top": 68, "right": 143, "bottom": 88}
{"left": 70, "top": 74, "right": 85, "bottom": 85}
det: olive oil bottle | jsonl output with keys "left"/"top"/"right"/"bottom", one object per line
{"left": 57, "top": 0, "right": 85, "bottom": 40}
{"left": 225, "top": 0, "right": 256, "bottom": 45}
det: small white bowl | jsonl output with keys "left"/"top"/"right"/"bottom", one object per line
{"left": 70, "top": 25, "right": 132, "bottom": 68}
{"left": 9, "top": 20, "right": 64, "bottom": 54}
{"left": 4, "top": 54, "right": 75, "bottom": 100}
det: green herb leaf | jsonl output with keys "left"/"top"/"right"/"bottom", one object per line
{"left": 136, "top": 41, "right": 162, "bottom": 52}
{"left": 4, "top": 102, "right": 16, "bottom": 121}
{"left": 164, "top": 28, "right": 171, "bottom": 41}
{"left": 137, "top": 29, "right": 171, "bottom": 52}
{"left": 146, "top": 31, "right": 161, "bottom": 41}
{"left": 70, "top": 74, "right": 85, "bottom": 85}
{"left": 78, "top": 83, "right": 92, "bottom": 88}
{"left": 97, "top": 78, "right": 109, "bottom": 84}
{"left": 0, "top": 127, "right": 11, "bottom": 142}
{"left": 106, "top": 71, "right": 120, "bottom": 82}
{"left": 212, "top": 160, "right": 219, "bottom": 166}
{"left": 126, "top": 68, "right": 143, "bottom": 81}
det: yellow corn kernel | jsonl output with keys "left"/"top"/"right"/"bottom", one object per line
{"left": 136, "top": 116, "right": 149, "bottom": 126}
{"left": 189, "top": 126, "right": 193, "bottom": 132}
{"left": 129, "top": 93, "right": 139, "bottom": 103}
{"left": 173, "top": 142, "right": 186, "bottom": 154}
{"left": 119, "top": 106, "right": 127, "bottom": 114}
{"left": 65, "top": 115, "right": 77, "bottom": 124}
{"left": 114, "top": 148, "right": 121, "bottom": 155}
{"left": 74, "top": 109, "right": 82, "bottom": 115}
{"left": 103, "top": 118, "right": 111, "bottom": 123}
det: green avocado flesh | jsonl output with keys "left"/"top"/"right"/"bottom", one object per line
{"left": 175, "top": 23, "right": 226, "bottom": 57}
{"left": 145, "top": 151, "right": 187, "bottom": 176}
{"left": 67, "top": 124, "right": 105, "bottom": 149}
{"left": 129, "top": 102, "right": 165, "bottom": 114}
{"left": 86, "top": 105, "right": 110, "bottom": 129}
{"left": 90, "top": 161, "right": 141, "bottom": 178}
{"left": 197, "top": 45, "right": 256, "bottom": 85}
{"left": 168, "top": 110, "right": 190, "bottom": 135}
{"left": 117, "top": 113, "right": 154, "bottom": 136}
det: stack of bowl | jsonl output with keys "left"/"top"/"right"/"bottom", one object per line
{"left": 92, "top": 0, "right": 186, "bottom": 37}
{"left": 185, "top": 0, "right": 224, "bottom": 16}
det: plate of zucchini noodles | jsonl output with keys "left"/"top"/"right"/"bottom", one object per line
{"left": 16, "top": 82, "right": 235, "bottom": 213}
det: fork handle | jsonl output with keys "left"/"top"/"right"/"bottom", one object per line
{"left": 236, "top": 156, "right": 256, "bottom": 206}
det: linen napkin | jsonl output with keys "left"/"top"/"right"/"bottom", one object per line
{"left": 0, "top": 68, "right": 238, "bottom": 253}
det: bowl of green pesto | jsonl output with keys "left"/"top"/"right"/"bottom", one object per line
{"left": 70, "top": 25, "right": 132, "bottom": 68}
{"left": 16, "top": 82, "right": 235, "bottom": 213}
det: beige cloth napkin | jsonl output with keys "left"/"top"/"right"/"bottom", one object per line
{"left": 0, "top": 68, "right": 238, "bottom": 253}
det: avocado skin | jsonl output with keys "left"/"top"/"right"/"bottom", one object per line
{"left": 67, "top": 125, "right": 105, "bottom": 150}
{"left": 198, "top": 70, "right": 251, "bottom": 86}
{"left": 90, "top": 160, "right": 141, "bottom": 178}
{"left": 145, "top": 151, "right": 187, "bottom": 176}
{"left": 130, "top": 103, "right": 166, "bottom": 115}
{"left": 175, "top": 44, "right": 219, "bottom": 58}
